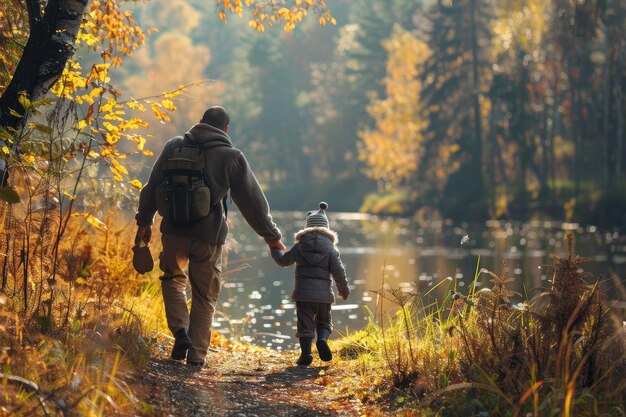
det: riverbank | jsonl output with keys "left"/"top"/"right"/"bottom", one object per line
{"left": 132, "top": 235, "right": 626, "bottom": 417}
{"left": 1, "top": 222, "right": 625, "bottom": 416}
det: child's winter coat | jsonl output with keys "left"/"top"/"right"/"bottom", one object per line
{"left": 271, "top": 227, "right": 349, "bottom": 303}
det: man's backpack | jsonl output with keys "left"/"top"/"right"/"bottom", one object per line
{"left": 155, "top": 134, "right": 212, "bottom": 227}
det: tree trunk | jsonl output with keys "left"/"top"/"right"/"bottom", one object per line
{"left": 602, "top": 32, "right": 613, "bottom": 189}
{"left": 468, "top": 0, "right": 485, "bottom": 213}
{"left": 517, "top": 60, "right": 529, "bottom": 215}
{"left": 615, "top": 46, "right": 625, "bottom": 191}
{"left": 0, "top": 0, "right": 87, "bottom": 132}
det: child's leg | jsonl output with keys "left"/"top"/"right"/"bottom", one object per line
{"left": 297, "top": 337, "right": 312, "bottom": 366}
{"left": 315, "top": 303, "right": 333, "bottom": 361}
{"left": 295, "top": 302, "right": 315, "bottom": 366}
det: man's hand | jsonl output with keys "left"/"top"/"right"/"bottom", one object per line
{"left": 267, "top": 239, "right": 286, "bottom": 252}
{"left": 340, "top": 293, "right": 348, "bottom": 301}
{"left": 136, "top": 225, "right": 152, "bottom": 245}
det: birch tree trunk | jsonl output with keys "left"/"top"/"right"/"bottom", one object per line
{"left": 0, "top": 0, "right": 88, "bottom": 185}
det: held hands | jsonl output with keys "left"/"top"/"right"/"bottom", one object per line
{"left": 135, "top": 225, "right": 152, "bottom": 245}
{"left": 267, "top": 239, "right": 286, "bottom": 252}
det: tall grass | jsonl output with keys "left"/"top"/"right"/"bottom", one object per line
{"left": 335, "top": 234, "right": 626, "bottom": 416}
{"left": 0, "top": 204, "right": 166, "bottom": 416}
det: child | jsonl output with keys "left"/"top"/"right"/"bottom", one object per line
{"left": 271, "top": 202, "right": 350, "bottom": 366}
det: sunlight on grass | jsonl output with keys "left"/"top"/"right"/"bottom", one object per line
{"left": 0, "top": 210, "right": 166, "bottom": 416}
{"left": 332, "top": 234, "right": 626, "bottom": 416}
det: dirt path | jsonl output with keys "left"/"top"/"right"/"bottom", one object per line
{"left": 136, "top": 337, "right": 368, "bottom": 417}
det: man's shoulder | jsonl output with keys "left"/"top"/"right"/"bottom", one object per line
{"left": 221, "top": 146, "right": 246, "bottom": 163}
{"left": 163, "top": 135, "right": 185, "bottom": 149}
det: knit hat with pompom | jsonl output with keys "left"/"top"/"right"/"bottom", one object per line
{"left": 306, "top": 202, "right": 329, "bottom": 228}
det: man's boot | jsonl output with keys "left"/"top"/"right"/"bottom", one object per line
{"left": 171, "top": 328, "right": 192, "bottom": 360}
{"left": 296, "top": 337, "right": 313, "bottom": 366}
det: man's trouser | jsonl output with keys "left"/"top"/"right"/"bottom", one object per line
{"left": 159, "top": 233, "right": 223, "bottom": 363}
{"left": 295, "top": 301, "right": 332, "bottom": 339}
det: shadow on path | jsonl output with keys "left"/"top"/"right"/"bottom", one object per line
{"left": 136, "top": 347, "right": 357, "bottom": 417}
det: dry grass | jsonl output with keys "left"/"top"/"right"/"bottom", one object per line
{"left": 0, "top": 201, "right": 166, "bottom": 416}
{"left": 334, "top": 234, "right": 626, "bottom": 416}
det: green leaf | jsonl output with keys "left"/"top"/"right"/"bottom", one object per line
{"left": 0, "top": 186, "right": 20, "bottom": 204}
{"left": 8, "top": 108, "right": 23, "bottom": 118}
{"left": 27, "top": 123, "right": 53, "bottom": 134}
{"left": 18, "top": 92, "right": 31, "bottom": 110}
{"left": 31, "top": 97, "right": 55, "bottom": 108}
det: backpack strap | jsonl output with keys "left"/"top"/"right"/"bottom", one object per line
{"left": 182, "top": 132, "right": 230, "bottom": 219}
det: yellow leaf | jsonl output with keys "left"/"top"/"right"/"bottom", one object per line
{"left": 76, "top": 119, "right": 89, "bottom": 130}
{"left": 151, "top": 103, "right": 172, "bottom": 123}
{"left": 90, "top": 63, "right": 111, "bottom": 82}
{"left": 72, "top": 212, "right": 107, "bottom": 230}
{"left": 319, "top": 16, "right": 326, "bottom": 26}
{"left": 100, "top": 98, "right": 117, "bottom": 113}
{"left": 163, "top": 89, "right": 183, "bottom": 99}
{"left": 63, "top": 191, "right": 77, "bottom": 201}
{"left": 130, "top": 179, "right": 143, "bottom": 189}
{"left": 161, "top": 99, "right": 176, "bottom": 111}
{"left": 80, "top": 94, "right": 94, "bottom": 105}
{"left": 112, "top": 158, "right": 129, "bottom": 175}
{"left": 127, "top": 100, "right": 146, "bottom": 111}
{"left": 1, "top": 146, "right": 9, "bottom": 155}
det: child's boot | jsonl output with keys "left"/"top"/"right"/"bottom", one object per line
{"left": 296, "top": 337, "right": 313, "bottom": 366}
{"left": 316, "top": 328, "right": 332, "bottom": 362}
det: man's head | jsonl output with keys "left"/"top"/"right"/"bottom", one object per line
{"left": 201, "top": 106, "right": 230, "bottom": 132}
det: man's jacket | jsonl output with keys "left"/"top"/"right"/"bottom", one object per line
{"left": 136, "top": 123, "right": 282, "bottom": 245}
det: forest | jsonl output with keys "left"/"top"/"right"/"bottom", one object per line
{"left": 122, "top": 0, "right": 626, "bottom": 225}
{"left": 2, "top": 0, "right": 625, "bottom": 222}
{"left": 0, "top": 0, "right": 625, "bottom": 416}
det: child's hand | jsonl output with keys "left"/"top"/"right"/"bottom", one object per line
{"left": 267, "top": 239, "right": 286, "bottom": 252}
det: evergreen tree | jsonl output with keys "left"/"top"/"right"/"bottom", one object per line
{"left": 597, "top": 0, "right": 626, "bottom": 192}
{"left": 345, "top": 0, "right": 424, "bottom": 110}
{"left": 221, "top": 31, "right": 304, "bottom": 188}
{"left": 420, "top": 0, "right": 493, "bottom": 220}
{"left": 488, "top": 0, "right": 553, "bottom": 217}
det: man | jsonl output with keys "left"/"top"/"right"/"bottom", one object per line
{"left": 135, "top": 106, "right": 285, "bottom": 366}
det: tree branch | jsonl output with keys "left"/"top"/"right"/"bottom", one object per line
{"left": 25, "top": 0, "right": 41, "bottom": 30}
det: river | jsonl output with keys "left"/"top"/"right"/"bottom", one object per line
{"left": 216, "top": 211, "right": 626, "bottom": 350}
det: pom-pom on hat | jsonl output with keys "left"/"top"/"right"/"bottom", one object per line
{"left": 306, "top": 202, "right": 329, "bottom": 228}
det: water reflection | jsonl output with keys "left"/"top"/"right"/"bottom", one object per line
{"left": 217, "top": 212, "right": 626, "bottom": 350}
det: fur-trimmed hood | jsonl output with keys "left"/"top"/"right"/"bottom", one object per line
{"left": 294, "top": 227, "right": 338, "bottom": 245}
{"left": 293, "top": 227, "right": 338, "bottom": 265}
